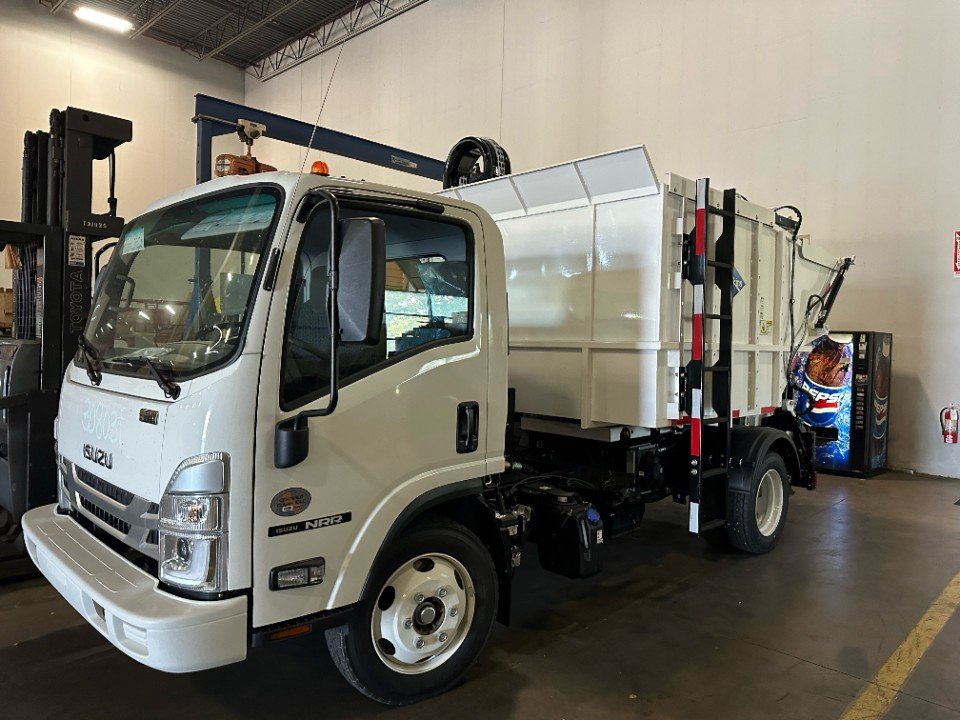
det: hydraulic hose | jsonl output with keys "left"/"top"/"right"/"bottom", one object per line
{"left": 442, "top": 136, "right": 511, "bottom": 189}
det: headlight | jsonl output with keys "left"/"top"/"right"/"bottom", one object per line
{"left": 159, "top": 535, "right": 222, "bottom": 590}
{"left": 159, "top": 453, "right": 229, "bottom": 593}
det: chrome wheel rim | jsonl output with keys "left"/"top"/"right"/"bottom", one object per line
{"left": 371, "top": 553, "right": 475, "bottom": 674}
{"left": 755, "top": 468, "right": 784, "bottom": 537}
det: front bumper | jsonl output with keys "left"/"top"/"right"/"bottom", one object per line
{"left": 22, "top": 504, "right": 248, "bottom": 673}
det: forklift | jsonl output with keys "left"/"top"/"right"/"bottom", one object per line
{"left": 0, "top": 108, "right": 131, "bottom": 578}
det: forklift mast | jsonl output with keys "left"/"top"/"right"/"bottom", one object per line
{"left": 0, "top": 107, "right": 131, "bottom": 555}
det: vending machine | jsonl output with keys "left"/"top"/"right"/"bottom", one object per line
{"left": 791, "top": 331, "right": 892, "bottom": 477}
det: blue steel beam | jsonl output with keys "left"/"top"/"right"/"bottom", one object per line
{"left": 193, "top": 94, "right": 445, "bottom": 184}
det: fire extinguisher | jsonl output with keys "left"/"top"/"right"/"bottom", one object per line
{"left": 941, "top": 403, "right": 958, "bottom": 444}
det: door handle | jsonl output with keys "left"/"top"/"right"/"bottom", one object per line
{"left": 456, "top": 402, "right": 479, "bottom": 453}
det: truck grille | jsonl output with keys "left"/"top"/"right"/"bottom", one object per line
{"left": 79, "top": 495, "right": 132, "bottom": 535}
{"left": 76, "top": 466, "right": 135, "bottom": 506}
{"left": 64, "top": 456, "right": 160, "bottom": 560}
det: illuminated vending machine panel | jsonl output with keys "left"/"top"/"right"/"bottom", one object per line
{"left": 791, "top": 331, "right": 892, "bottom": 477}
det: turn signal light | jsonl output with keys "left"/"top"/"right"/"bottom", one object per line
{"left": 268, "top": 624, "right": 312, "bottom": 642}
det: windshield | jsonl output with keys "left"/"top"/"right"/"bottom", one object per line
{"left": 82, "top": 186, "right": 282, "bottom": 381}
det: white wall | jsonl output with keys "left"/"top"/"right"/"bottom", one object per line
{"left": 245, "top": 0, "right": 960, "bottom": 478}
{"left": 0, "top": 0, "right": 245, "bottom": 286}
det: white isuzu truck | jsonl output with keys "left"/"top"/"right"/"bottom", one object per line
{"left": 22, "top": 146, "right": 847, "bottom": 704}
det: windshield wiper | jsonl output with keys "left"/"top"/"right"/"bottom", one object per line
{"left": 109, "top": 355, "right": 181, "bottom": 400}
{"left": 77, "top": 335, "right": 102, "bottom": 386}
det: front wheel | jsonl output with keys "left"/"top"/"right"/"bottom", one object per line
{"left": 726, "top": 453, "right": 790, "bottom": 553}
{"left": 326, "top": 516, "right": 498, "bottom": 705}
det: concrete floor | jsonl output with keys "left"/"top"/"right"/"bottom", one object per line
{"left": 2, "top": 470, "right": 960, "bottom": 720}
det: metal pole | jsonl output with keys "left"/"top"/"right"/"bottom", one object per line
{"left": 196, "top": 117, "right": 215, "bottom": 184}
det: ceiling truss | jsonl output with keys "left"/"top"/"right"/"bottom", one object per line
{"left": 38, "top": 0, "right": 429, "bottom": 77}
{"left": 248, "top": 0, "right": 429, "bottom": 82}
{"left": 128, "top": 0, "right": 188, "bottom": 38}
{"left": 179, "top": 0, "right": 303, "bottom": 61}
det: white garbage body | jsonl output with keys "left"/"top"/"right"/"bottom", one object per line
{"left": 440, "top": 147, "right": 839, "bottom": 430}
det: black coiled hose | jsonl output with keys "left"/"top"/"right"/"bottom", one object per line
{"left": 442, "top": 136, "right": 511, "bottom": 189}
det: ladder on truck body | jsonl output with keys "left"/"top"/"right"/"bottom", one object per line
{"left": 684, "top": 178, "right": 737, "bottom": 535}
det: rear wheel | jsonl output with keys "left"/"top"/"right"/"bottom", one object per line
{"left": 726, "top": 453, "right": 790, "bottom": 554}
{"left": 326, "top": 516, "right": 497, "bottom": 705}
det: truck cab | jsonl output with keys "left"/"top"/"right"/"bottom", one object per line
{"left": 24, "top": 171, "right": 509, "bottom": 701}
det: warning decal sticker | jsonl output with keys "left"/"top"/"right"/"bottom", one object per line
{"left": 68, "top": 235, "right": 86, "bottom": 267}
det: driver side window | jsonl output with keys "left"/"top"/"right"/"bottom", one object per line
{"left": 280, "top": 204, "right": 473, "bottom": 409}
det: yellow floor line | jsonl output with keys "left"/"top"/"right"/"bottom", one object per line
{"left": 839, "top": 570, "right": 960, "bottom": 720}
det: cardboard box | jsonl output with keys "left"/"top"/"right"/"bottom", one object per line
{"left": 0, "top": 288, "right": 13, "bottom": 329}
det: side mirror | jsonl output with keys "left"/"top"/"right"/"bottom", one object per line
{"left": 337, "top": 217, "right": 386, "bottom": 344}
{"left": 275, "top": 416, "right": 309, "bottom": 469}
{"left": 94, "top": 241, "right": 118, "bottom": 279}
{"left": 121, "top": 275, "right": 136, "bottom": 309}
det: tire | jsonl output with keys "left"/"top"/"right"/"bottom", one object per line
{"left": 726, "top": 452, "right": 790, "bottom": 554}
{"left": 325, "top": 516, "right": 498, "bottom": 705}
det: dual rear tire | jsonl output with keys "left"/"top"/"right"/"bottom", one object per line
{"left": 724, "top": 452, "right": 791, "bottom": 554}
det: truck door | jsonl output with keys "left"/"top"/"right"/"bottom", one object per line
{"left": 251, "top": 195, "right": 491, "bottom": 628}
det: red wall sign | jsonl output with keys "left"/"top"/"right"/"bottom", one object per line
{"left": 955, "top": 231, "right": 960, "bottom": 277}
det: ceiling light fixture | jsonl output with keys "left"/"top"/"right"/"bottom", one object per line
{"left": 74, "top": 6, "right": 134, "bottom": 33}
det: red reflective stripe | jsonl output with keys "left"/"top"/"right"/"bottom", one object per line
{"left": 690, "top": 418, "right": 701, "bottom": 456}
{"left": 695, "top": 207, "right": 707, "bottom": 256}
{"left": 760, "top": 405, "right": 776, "bottom": 414}
{"left": 732, "top": 409, "right": 741, "bottom": 418}
{"left": 691, "top": 313, "right": 703, "bottom": 360}
{"left": 691, "top": 184, "right": 707, "bottom": 466}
